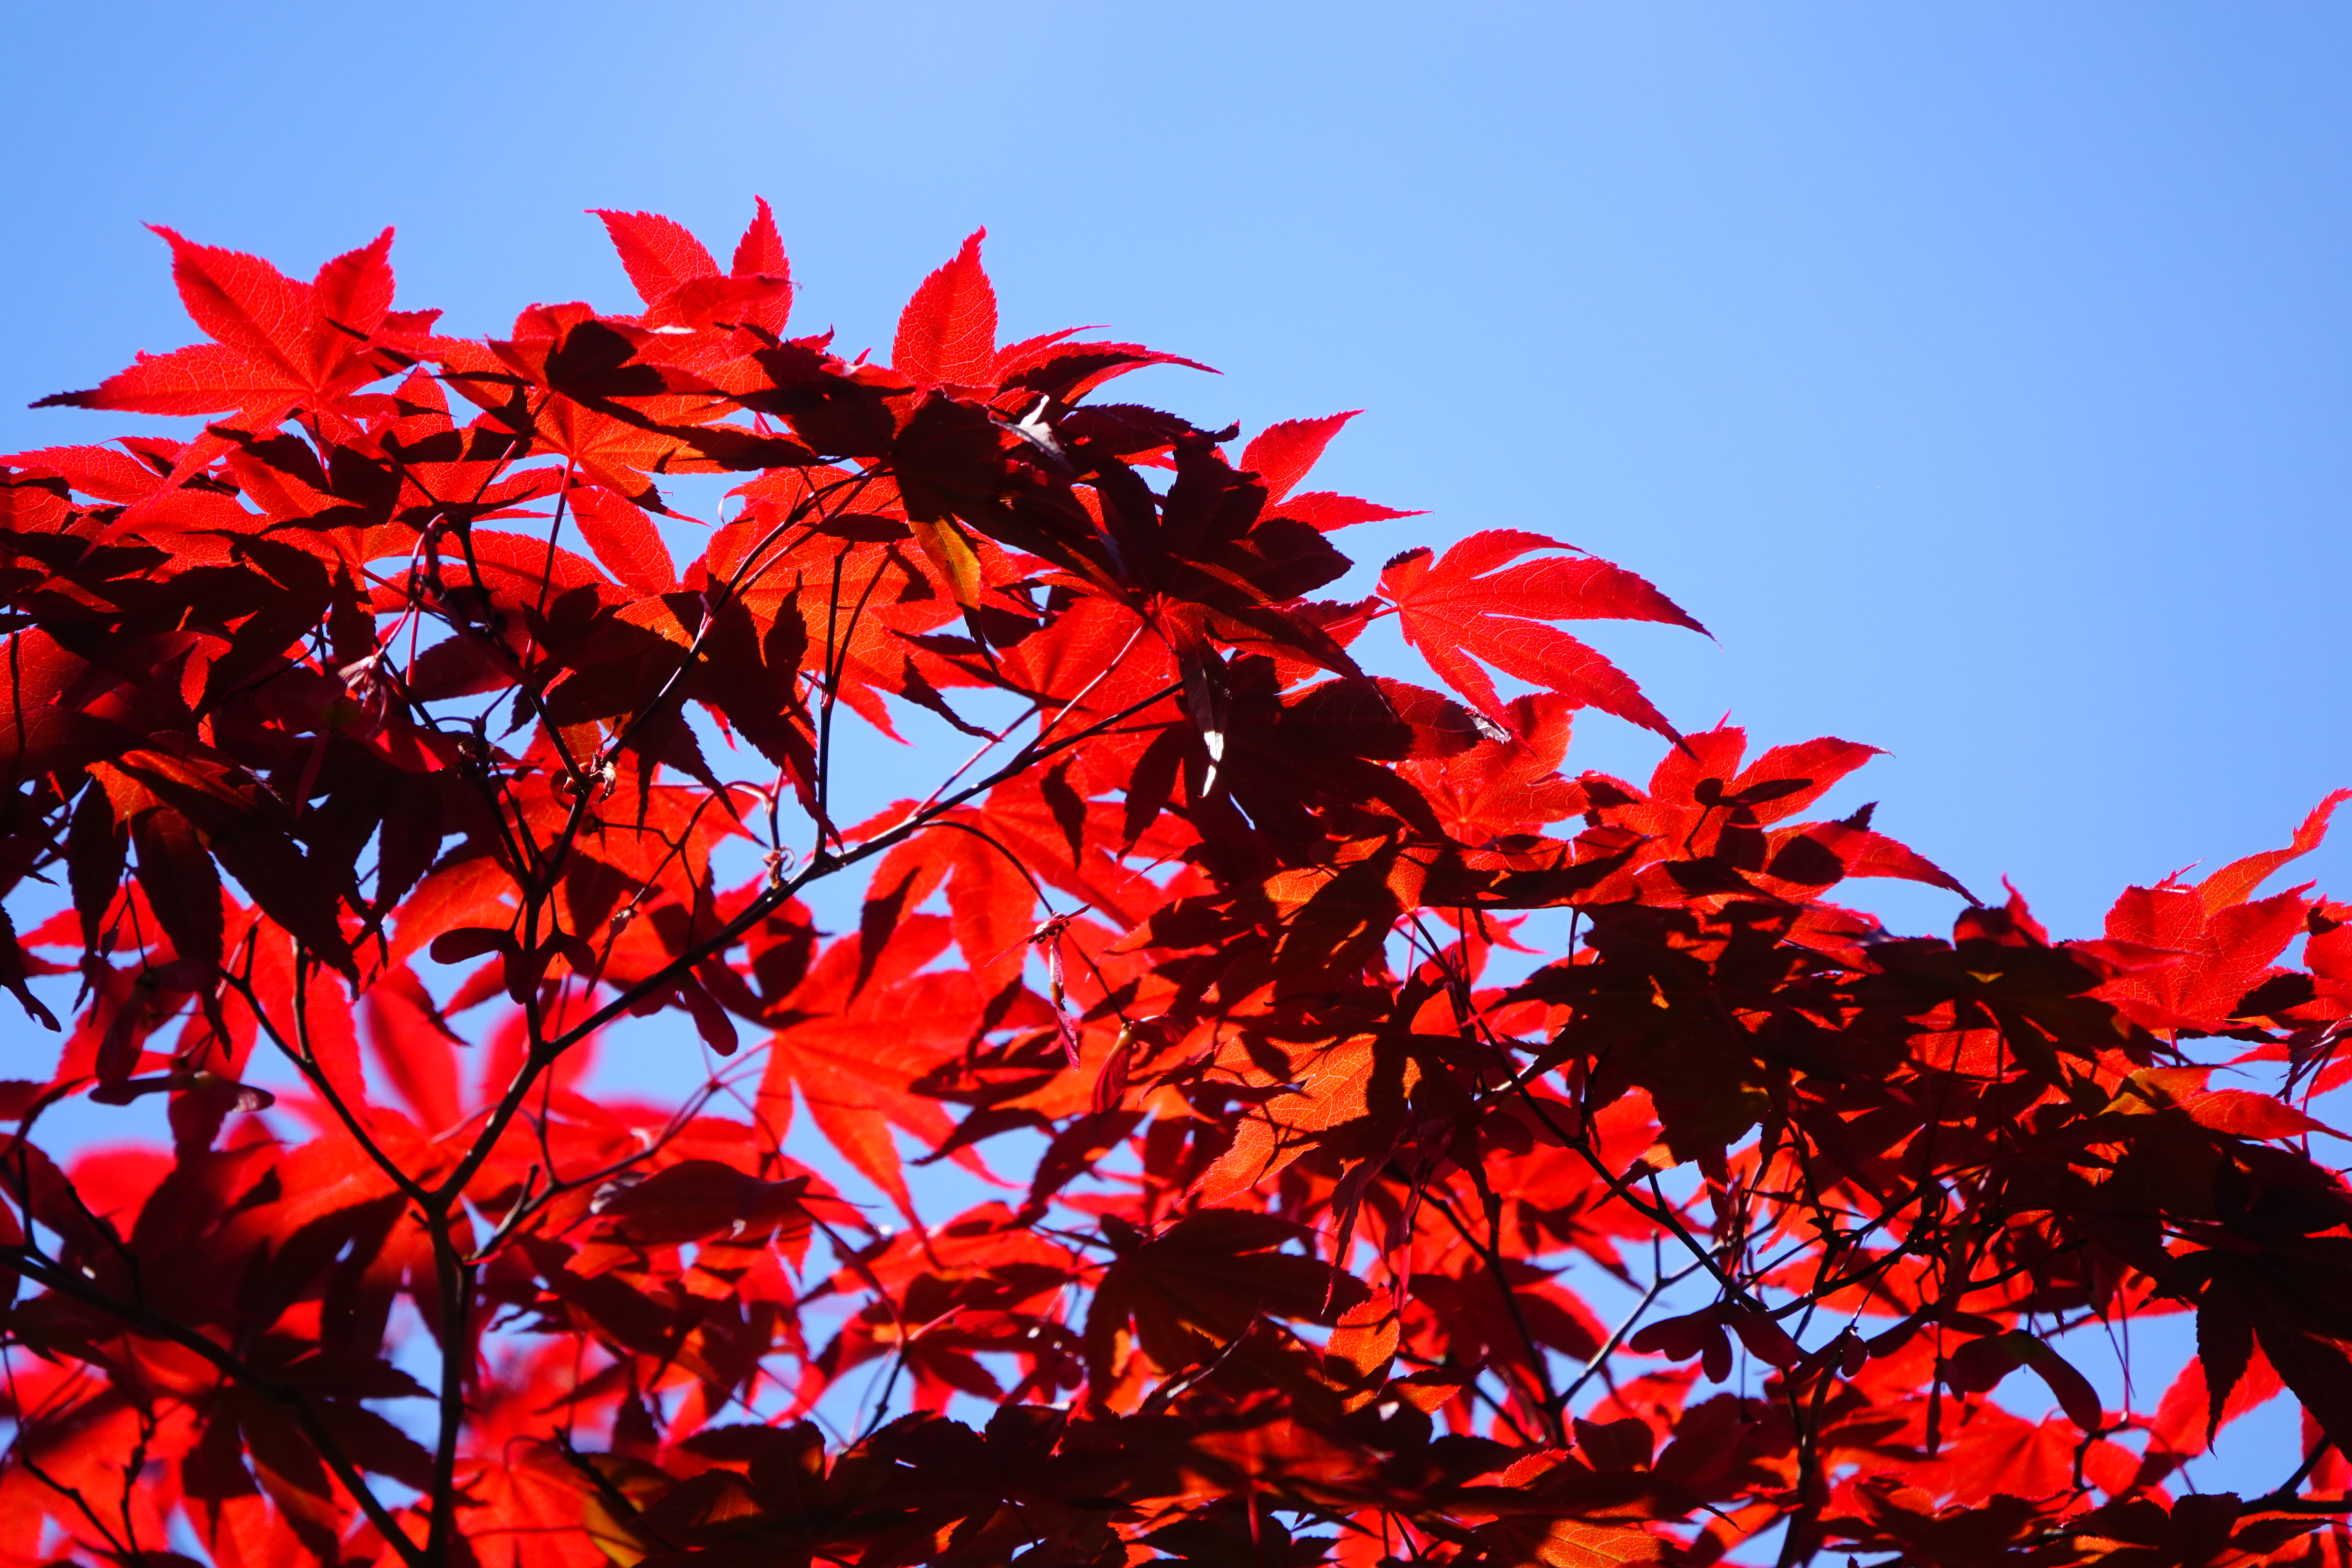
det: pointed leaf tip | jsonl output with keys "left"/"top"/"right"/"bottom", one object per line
{"left": 732, "top": 196, "right": 789, "bottom": 281}
{"left": 2198, "top": 787, "right": 2352, "bottom": 914}
{"left": 893, "top": 228, "right": 997, "bottom": 386}
{"left": 592, "top": 208, "right": 720, "bottom": 309}
{"left": 1241, "top": 411, "right": 1362, "bottom": 504}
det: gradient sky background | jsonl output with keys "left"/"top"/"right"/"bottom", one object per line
{"left": 4, "top": 0, "right": 2348, "bottom": 1492}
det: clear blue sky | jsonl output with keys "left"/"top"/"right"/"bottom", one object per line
{"left": 4, "top": 0, "right": 2344, "bottom": 1491}
{"left": 8, "top": 2, "right": 2346, "bottom": 939}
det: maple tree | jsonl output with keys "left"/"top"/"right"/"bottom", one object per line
{"left": 0, "top": 201, "right": 2347, "bottom": 1568}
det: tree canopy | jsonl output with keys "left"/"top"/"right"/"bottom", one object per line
{"left": 0, "top": 204, "right": 2346, "bottom": 1568}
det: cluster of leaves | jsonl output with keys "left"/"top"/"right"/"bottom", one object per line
{"left": 0, "top": 204, "right": 2346, "bottom": 1568}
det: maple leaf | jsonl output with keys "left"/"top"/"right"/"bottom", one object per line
{"left": 1378, "top": 530, "right": 1705, "bottom": 738}
{"left": 595, "top": 208, "right": 723, "bottom": 308}
{"left": 35, "top": 227, "right": 425, "bottom": 510}
{"left": 1234, "top": 410, "right": 1420, "bottom": 532}
{"left": 1084, "top": 1210, "right": 1369, "bottom": 1387}
{"left": 755, "top": 915, "right": 1004, "bottom": 1222}
{"left": 894, "top": 229, "right": 997, "bottom": 388}
{"left": 2101, "top": 792, "right": 2349, "bottom": 1035}
{"left": 565, "top": 482, "right": 678, "bottom": 595}
{"left": 594, "top": 199, "right": 793, "bottom": 335}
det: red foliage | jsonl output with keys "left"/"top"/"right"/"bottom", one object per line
{"left": 0, "top": 206, "right": 2344, "bottom": 1567}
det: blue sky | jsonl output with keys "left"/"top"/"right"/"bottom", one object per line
{"left": 4, "top": 0, "right": 2347, "bottom": 1497}
{"left": 8, "top": 2, "right": 2347, "bottom": 940}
